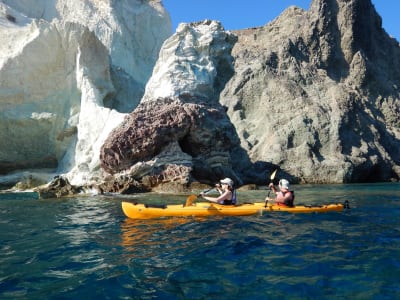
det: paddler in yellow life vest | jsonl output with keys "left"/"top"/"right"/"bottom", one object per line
{"left": 200, "top": 178, "right": 237, "bottom": 205}
{"left": 267, "top": 179, "right": 295, "bottom": 207}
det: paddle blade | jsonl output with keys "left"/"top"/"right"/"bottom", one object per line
{"left": 185, "top": 194, "right": 197, "bottom": 207}
{"left": 270, "top": 169, "right": 277, "bottom": 180}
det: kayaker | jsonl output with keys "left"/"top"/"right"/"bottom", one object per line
{"left": 200, "top": 177, "right": 237, "bottom": 205}
{"left": 267, "top": 179, "right": 294, "bottom": 207}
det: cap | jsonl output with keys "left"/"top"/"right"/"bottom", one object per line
{"left": 220, "top": 178, "right": 234, "bottom": 187}
{"left": 279, "top": 179, "right": 290, "bottom": 190}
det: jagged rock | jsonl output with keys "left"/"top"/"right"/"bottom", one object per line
{"left": 220, "top": 0, "right": 400, "bottom": 183}
{"left": 100, "top": 97, "right": 243, "bottom": 186}
{"left": 35, "top": 176, "right": 82, "bottom": 198}
{"left": 96, "top": 175, "right": 147, "bottom": 194}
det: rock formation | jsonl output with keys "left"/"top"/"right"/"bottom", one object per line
{"left": 220, "top": 0, "right": 400, "bottom": 183}
{"left": 0, "top": 0, "right": 171, "bottom": 189}
{"left": 99, "top": 0, "right": 400, "bottom": 188}
{"left": 100, "top": 21, "right": 244, "bottom": 190}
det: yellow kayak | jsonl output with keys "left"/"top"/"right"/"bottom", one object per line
{"left": 121, "top": 201, "right": 347, "bottom": 219}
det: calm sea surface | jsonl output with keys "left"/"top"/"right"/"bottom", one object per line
{"left": 1, "top": 183, "right": 399, "bottom": 299}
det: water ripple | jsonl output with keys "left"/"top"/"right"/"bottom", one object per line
{"left": 1, "top": 185, "right": 400, "bottom": 299}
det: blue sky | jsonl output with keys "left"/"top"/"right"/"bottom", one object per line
{"left": 163, "top": 0, "right": 400, "bottom": 42}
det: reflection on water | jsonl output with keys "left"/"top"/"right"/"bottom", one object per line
{"left": 120, "top": 217, "right": 195, "bottom": 257}
{"left": 55, "top": 197, "right": 112, "bottom": 245}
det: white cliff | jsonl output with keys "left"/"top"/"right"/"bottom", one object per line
{"left": 0, "top": 0, "right": 171, "bottom": 188}
{"left": 1, "top": 0, "right": 171, "bottom": 85}
{"left": 142, "top": 20, "right": 236, "bottom": 102}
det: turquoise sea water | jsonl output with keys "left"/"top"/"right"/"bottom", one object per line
{"left": 0, "top": 183, "right": 399, "bottom": 299}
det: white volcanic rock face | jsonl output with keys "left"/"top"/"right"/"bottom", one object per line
{"left": 0, "top": 0, "right": 171, "bottom": 188}
{"left": 142, "top": 20, "right": 237, "bottom": 102}
{"left": 1, "top": 0, "right": 171, "bottom": 84}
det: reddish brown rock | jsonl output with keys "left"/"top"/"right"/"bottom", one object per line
{"left": 100, "top": 97, "right": 243, "bottom": 186}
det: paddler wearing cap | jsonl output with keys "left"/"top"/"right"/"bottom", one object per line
{"left": 267, "top": 179, "right": 295, "bottom": 207}
{"left": 200, "top": 178, "right": 237, "bottom": 205}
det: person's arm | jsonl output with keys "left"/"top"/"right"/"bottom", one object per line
{"left": 269, "top": 182, "right": 277, "bottom": 193}
{"left": 265, "top": 183, "right": 277, "bottom": 200}
{"left": 201, "top": 190, "right": 231, "bottom": 203}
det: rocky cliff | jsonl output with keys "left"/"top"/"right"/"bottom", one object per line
{"left": 98, "top": 0, "right": 400, "bottom": 191}
{"left": 220, "top": 0, "right": 400, "bottom": 183}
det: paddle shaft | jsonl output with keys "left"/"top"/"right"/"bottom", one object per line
{"left": 198, "top": 187, "right": 215, "bottom": 197}
{"left": 266, "top": 169, "right": 277, "bottom": 206}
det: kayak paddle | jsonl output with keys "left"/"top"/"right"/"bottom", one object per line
{"left": 265, "top": 169, "right": 277, "bottom": 206}
{"left": 184, "top": 187, "right": 214, "bottom": 207}
{"left": 184, "top": 194, "right": 197, "bottom": 207}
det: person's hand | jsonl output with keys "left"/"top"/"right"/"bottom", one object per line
{"left": 268, "top": 183, "right": 274, "bottom": 189}
{"left": 215, "top": 183, "right": 221, "bottom": 189}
